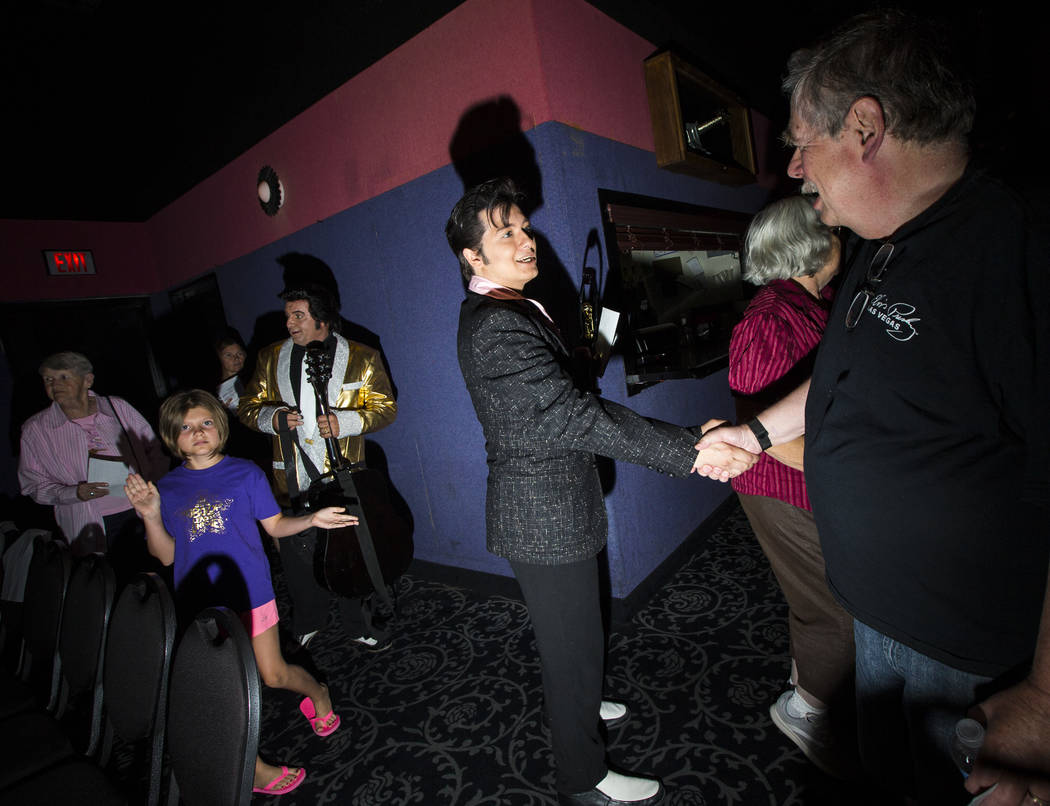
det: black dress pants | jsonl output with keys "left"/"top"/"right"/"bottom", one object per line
{"left": 511, "top": 556, "right": 607, "bottom": 794}
{"left": 278, "top": 526, "right": 367, "bottom": 638}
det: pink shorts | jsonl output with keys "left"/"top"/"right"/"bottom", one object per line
{"left": 240, "top": 599, "right": 279, "bottom": 638}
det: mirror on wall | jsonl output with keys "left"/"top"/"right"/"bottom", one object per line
{"left": 598, "top": 190, "right": 751, "bottom": 394}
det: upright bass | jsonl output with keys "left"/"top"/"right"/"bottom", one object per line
{"left": 302, "top": 340, "right": 412, "bottom": 606}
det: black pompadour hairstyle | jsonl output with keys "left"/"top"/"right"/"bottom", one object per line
{"left": 279, "top": 284, "right": 341, "bottom": 334}
{"left": 445, "top": 178, "right": 525, "bottom": 283}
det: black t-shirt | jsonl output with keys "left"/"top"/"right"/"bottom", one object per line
{"left": 806, "top": 168, "right": 1050, "bottom": 676}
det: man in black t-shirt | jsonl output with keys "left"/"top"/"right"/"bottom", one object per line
{"left": 697, "top": 11, "right": 1050, "bottom": 805}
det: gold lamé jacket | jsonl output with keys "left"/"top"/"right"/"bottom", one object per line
{"left": 237, "top": 333, "right": 397, "bottom": 505}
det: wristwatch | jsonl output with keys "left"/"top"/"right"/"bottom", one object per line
{"left": 745, "top": 417, "right": 772, "bottom": 451}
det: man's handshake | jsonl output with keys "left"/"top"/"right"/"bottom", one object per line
{"left": 690, "top": 419, "right": 761, "bottom": 482}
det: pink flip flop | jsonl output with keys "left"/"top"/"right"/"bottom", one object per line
{"left": 253, "top": 765, "right": 306, "bottom": 796}
{"left": 299, "top": 694, "right": 340, "bottom": 737}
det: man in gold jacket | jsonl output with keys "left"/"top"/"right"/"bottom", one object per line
{"left": 239, "top": 285, "right": 397, "bottom": 649}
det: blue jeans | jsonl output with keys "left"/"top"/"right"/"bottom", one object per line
{"left": 854, "top": 620, "right": 992, "bottom": 805}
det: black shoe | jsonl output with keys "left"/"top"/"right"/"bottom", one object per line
{"left": 557, "top": 782, "right": 664, "bottom": 806}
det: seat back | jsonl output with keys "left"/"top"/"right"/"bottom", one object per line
{"left": 55, "top": 553, "right": 116, "bottom": 756}
{"left": 2, "top": 529, "right": 51, "bottom": 604}
{"left": 21, "top": 535, "right": 71, "bottom": 711}
{"left": 0, "top": 554, "right": 13, "bottom": 677}
{"left": 0, "top": 520, "right": 19, "bottom": 554}
{"left": 101, "top": 571, "right": 177, "bottom": 806}
{"left": 0, "top": 529, "right": 40, "bottom": 675}
{"left": 167, "top": 607, "right": 260, "bottom": 806}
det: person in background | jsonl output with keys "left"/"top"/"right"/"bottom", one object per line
{"left": 725, "top": 195, "right": 854, "bottom": 776}
{"left": 214, "top": 328, "right": 269, "bottom": 469}
{"left": 215, "top": 329, "right": 249, "bottom": 412}
{"left": 18, "top": 351, "right": 168, "bottom": 584}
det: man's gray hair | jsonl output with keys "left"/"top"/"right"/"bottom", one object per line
{"left": 743, "top": 196, "right": 836, "bottom": 286}
{"left": 783, "top": 10, "right": 975, "bottom": 146}
{"left": 39, "top": 351, "right": 93, "bottom": 376}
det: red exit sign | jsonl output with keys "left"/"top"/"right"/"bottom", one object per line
{"left": 44, "top": 250, "right": 96, "bottom": 276}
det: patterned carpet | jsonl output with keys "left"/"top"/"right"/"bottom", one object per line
{"left": 255, "top": 501, "right": 876, "bottom": 805}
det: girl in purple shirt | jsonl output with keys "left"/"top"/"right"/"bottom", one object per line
{"left": 126, "top": 389, "right": 355, "bottom": 797}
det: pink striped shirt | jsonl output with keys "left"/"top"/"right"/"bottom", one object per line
{"left": 18, "top": 393, "right": 169, "bottom": 554}
{"left": 70, "top": 413, "right": 127, "bottom": 517}
{"left": 728, "top": 279, "right": 831, "bottom": 511}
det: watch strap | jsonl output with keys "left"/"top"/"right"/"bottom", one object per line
{"left": 746, "top": 417, "right": 772, "bottom": 451}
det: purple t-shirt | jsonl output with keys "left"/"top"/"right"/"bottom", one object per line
{"left": 158, "top": 455, "right": 280, "bottom": 613}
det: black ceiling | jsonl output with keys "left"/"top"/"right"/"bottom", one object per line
{"left": 2, "top": 0, "right": 1038, "bottom": 222}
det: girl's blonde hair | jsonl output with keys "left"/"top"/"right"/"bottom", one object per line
{"left": 158, "top": 389, "right": 230, "bottom": 459}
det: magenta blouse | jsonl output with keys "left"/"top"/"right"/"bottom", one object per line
{"left": 728, "top": 278, "right": 832, "bottom": 511}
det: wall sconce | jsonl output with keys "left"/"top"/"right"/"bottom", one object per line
{"left": 257, "top": 165, "right": 284, "bottom": 216}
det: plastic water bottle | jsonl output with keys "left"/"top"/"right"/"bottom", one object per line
{"left": 951, "top": 718, "right": 985, "bottom": 777}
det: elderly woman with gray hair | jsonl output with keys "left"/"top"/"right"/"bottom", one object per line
{"left": 18, "top": 351, "right": 168, "bottom": 581}
{"left": 726, "top": 195, "right": 854, "bottom": 777}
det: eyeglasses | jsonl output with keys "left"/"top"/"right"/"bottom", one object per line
{"left": 844, "top": 242, "right": 894, "bottom": 331}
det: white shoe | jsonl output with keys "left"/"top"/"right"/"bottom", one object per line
{"left": 600, "top": 700, "right": 630, "bottom": 727}
{"left": 596, "top": 770, "right": 661, "bottom": 801}
{"left": 769, "top": 689, "right": 848, "bottom": 778}
{"left": 352, "top": 632, "right": 392, "bottom": 651}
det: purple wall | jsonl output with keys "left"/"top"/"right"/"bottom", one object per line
{"left": 215, "top": 121, "right": 768, "bottom": 595}
{"left": 2, "top": 0, "right": 775, "bottom": 597}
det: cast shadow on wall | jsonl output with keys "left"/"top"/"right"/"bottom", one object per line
{"left": 245, "top": 252, "right": 399, "bottom": 401}
{"left": 448, "top": 95, "right": 582, "bottom": 349}
{"left": 448, "top": 96, "right": 627, "bottom": 611}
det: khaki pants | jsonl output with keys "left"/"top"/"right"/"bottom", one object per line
{"left": 738, "top": 493, "right": 855, "bottom": 705}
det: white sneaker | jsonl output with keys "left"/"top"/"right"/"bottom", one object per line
{"left": 769, "top": 689, "right": 847, "bottom": 778}
{"left": 352, "top": 632, "right": 392, "bottom": 651}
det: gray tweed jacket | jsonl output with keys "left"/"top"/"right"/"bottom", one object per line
{"left": 457, "top": 291, "right": 699, "bottom": 565}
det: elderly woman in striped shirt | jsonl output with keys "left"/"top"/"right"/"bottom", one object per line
{"left": 726, "top": 196, "right": 854, "bottom": 777}
{"left": 18, "top": 351, "right": 168, "bottom": 580}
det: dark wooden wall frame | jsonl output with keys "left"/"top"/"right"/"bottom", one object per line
{"left": 643, "top": 51, "right": 757, "bottom": 186}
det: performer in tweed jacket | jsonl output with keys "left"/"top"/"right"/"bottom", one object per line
{"left": 447, "top": 179, "right": 753, "bottom": 806}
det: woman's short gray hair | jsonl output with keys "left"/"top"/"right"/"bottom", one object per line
{"left": 743, "top": 196, "right": 835, "bottom": 286}
{"left": 39, "top": 351, "right": 93, "bottom": 376}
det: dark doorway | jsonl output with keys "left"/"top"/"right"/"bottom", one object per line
{"left": 1, "top": 296, "right": 166, "bottom": 433}
{"left": 159, "top": 273, "right": 230, "bottom": 394}
{"left": 0, "top": 295, "right": 167, "bottom": 504}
